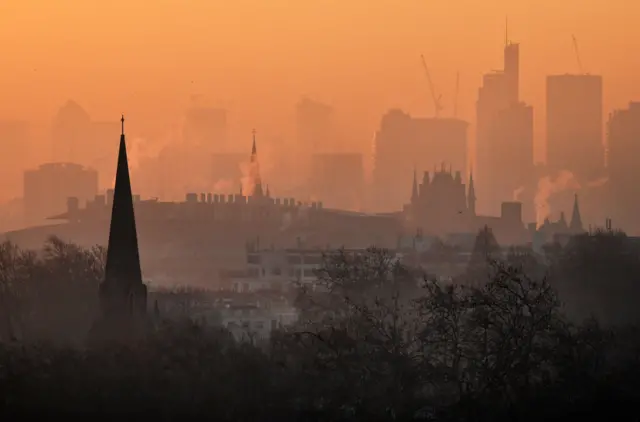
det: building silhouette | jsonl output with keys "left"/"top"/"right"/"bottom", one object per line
{"left": 23, "top": 162, "right": 98, "bottom": 225}
{"left": 372, "top": 109, "right": 468, "bottom": 212}
{"left": 404, "top": 165, "right": 528, "bottom": 245}
{"left": 476, "top": 39, "right": 535, "bottom": 217}
{"left": 0, "top": 120, "right": 32, "bottom": 201}
{"left": 91, "top": 115, "right": 148, "bottom": 343}
{"left": 51, "top": 100, "right": 123, "bottom": 189}
{"left": 296, "top": 96, "right": 333, "bottom": 154}
{"left": 309, "top": 153, "right": 365, "bottom": 211}
{"left": 546, "top": 74, "right": 604, "bottom": 181}
{"left": 606, "top": 102, "right": 640, "bottom": 232}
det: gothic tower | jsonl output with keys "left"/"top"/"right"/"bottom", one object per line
{"left": 91, "top": 115, "right": 147, "bottom": 343}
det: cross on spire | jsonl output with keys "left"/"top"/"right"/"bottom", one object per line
{"left": 121, "top": 114, "right": 125, "bottom": 135}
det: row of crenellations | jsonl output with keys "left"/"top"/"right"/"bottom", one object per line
{"left": 184, "top": 192, "right": 323, "bottom": 209}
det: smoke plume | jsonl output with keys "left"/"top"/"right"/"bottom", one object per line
{"left": 239, "top": 160, "right": 260, "bottom": 196}
{"left": 512, "top": 186, "right": 525, "bottom": 201}
{"left": 587, "top": 176, "right": 609, "bottom": 188}
{"left": 212, "top": 179, "right": 235, "bottom": 194}
{"left": 534, "top": 170, "right": 581, "bottom": 228}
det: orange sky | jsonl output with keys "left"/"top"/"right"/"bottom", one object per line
{"left": 1, "top": 0, "right": 639, "bottom": 163}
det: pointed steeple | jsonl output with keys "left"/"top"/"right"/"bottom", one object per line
{"left": 251, "top": 129, "right": 258, "bottom": 159}
{"left": 100, "top": 114, "right": 146, "bottom": 319}
{"left": 570, "top": 193, "right": 584, "bottom": 233}
{"left": 467, "top": 169, "right": 476, "bottom": 216}
{"left": 250, "top": 129, "right": 263, "bottom": 197}
{"left": 265, "top": 184, "right": 271, "bottom": 197}
{"left": 411, "top": 167, "right": 419, "bottom": 203}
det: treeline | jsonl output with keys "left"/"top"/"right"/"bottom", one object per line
{"left": 0, "top": 232, "right": 640, "bottom": 420}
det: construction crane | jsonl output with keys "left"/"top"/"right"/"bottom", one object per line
{"left": 420, "top": 54, "right": 444, "bottom": 118}
{"left": 453, "top": 71, "right": 460, "bottom": 118}
{"left": 571, "top": 34, "right": 584, "bottom": 74}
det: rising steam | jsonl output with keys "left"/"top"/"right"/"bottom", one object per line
{"left": 534, "top": 170, "right": 581, "bottom": 228}
{"left": 512, "top": 186, "right": 525, "bottom": 201}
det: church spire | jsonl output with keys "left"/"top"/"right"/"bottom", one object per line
{"left": 251, "top": 129, "right": 258, "bottom": 159}
{"left": 570, "top": 193, "right": 584, "bottom": 233}
{"left": 250, "top": 129, "right": 263, "bottom": 197}
{"left": 100, "top": 114, "right": 146, "bottom": 319}
{"left": 467, "top": 169, "right": 476, "bottom": 216}
{"left": 411, "top": 167, "right": 419, "bottom": 203}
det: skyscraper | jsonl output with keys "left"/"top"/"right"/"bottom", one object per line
{"left": 606, "top": 102, "right": 640, "bottom": 232}
{"left": 546, "top": 74, "right": 604, "bottom": 181}
{"left": 295, "top": 97, "right": 333, "bottom": 154}
{"left": 371, "top": 109, "right": 468, "bottom": 212}
{"left": 476, "top": 40, "right": 534, "bottom": 216}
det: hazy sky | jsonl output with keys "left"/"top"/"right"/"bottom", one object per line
{"left": 1, "top": 0, "right": 639, "bottom": 161}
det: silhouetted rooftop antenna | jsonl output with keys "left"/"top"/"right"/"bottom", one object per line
{"left": 505, "top": 16, "right": 509, "bottom": 46}
{"left": 571, "top": 34, "right": 584, "bottom": 74}
{"left": 420, "top": 54, "right": 444, "bottom": 118}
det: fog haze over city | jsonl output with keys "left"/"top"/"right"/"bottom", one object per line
{"left": 2, "top": 2, "right": 640, "bottom": 418}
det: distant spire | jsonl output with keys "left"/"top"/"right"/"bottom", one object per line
{"left": 411, "top": 167, "right": 419, "bottom": 203}
{"left": 570, "top": 193, "right": 584, "bottom": 233}
{"left": 467, "top": 170, "right": 476, "bottom": 216}
{"left": 121, "top": 114, "right": 125, "bottom": 135}
{"left": 250, "top": 129, "right": 263, "bottom": 197}
{"left": 251, "top": 129, "right": 257, "bottom": 158}
{"left": 266, "top": 184, "right": 271, "bottom": 197}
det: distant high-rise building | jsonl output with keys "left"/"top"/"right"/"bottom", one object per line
{"left": 372, "top": 109, "right": 468, "bottom": 212}
{"left": 23, "top": 162, "right": 98, "bottom": 224}
{"left": 486, "top": 103, "right": 534, "bottom": 218}
{"left": 606, "top": 102, "right": 640, "bottom": 232}
{"left": 91, "top": 121, "right": 121, "bottom": 189}
{"left": 0, "top": 120, "right": 31, "bottom": 201}
{"left": 295, "top": 97, "right": 333, "bottom": 154}
{"left": 475, "top": 40, "right": 533, "bottom": 216}
{"left": 504, "top": 42, "right": 519, "bottom": 105}
{"left": 546, "top": 74, "right": 604, "bottom": 181}
{"left": 51, "top": 100, "right": 92, "bottom": 164}
{"left": 310, "top": 153, "right": 364, "bottom": 211}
